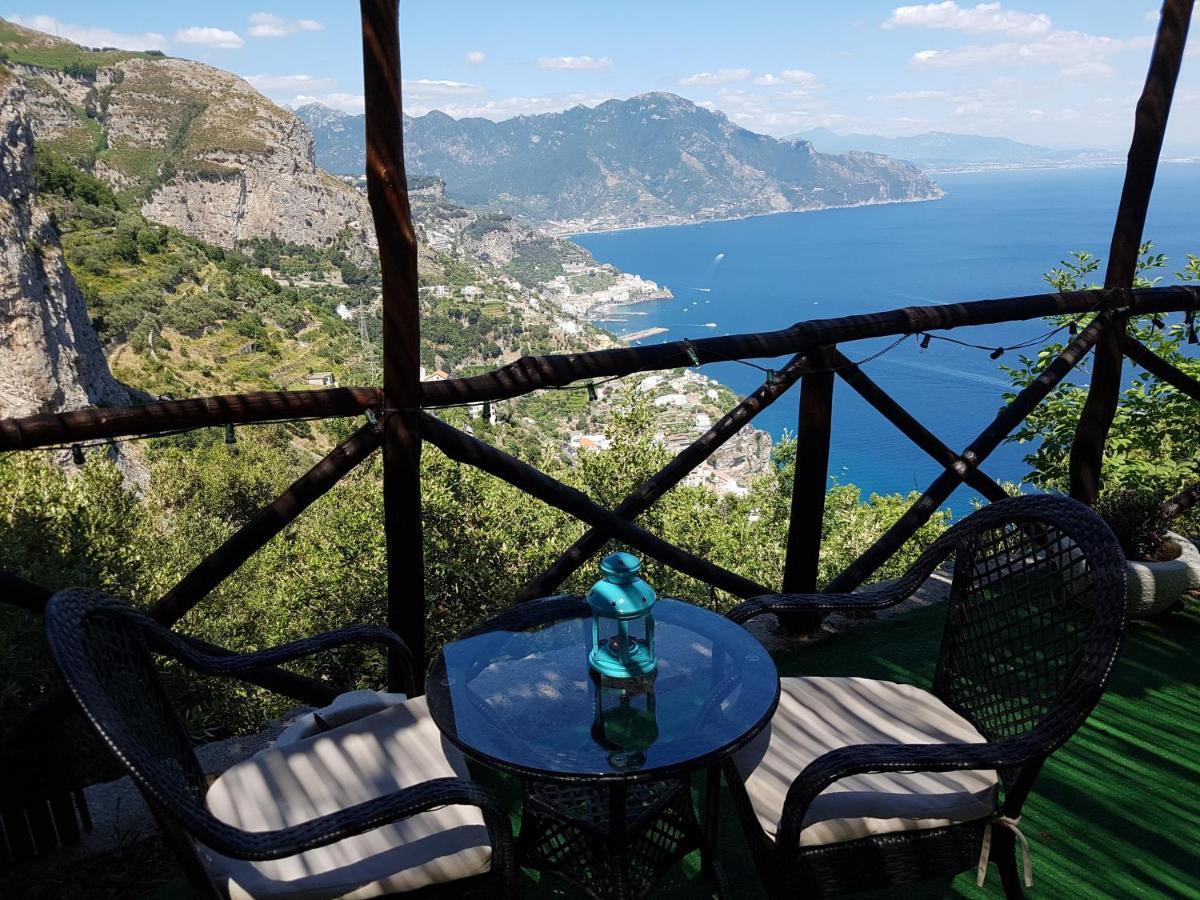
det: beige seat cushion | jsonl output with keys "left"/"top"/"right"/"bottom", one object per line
{"left": 201, "top": 695, "right": 491, "bottom": 899}
{"left": 733, "top": 677, "right": 997, "bottom": 847}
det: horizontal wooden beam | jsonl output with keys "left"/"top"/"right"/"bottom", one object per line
{"left": 517, "top": 353, "right": 810, "bottom": 601}
{"left": 3, "top": 287, "right": 1199, "bottom": 452}
{"left": 420, "top": 285, "right": 1200, "bottom": 407}
{"left": 1121, "top": 333, "right": 1200, "bottom": 403}
{"left": 418, "top": 412, "right": 770, "bottom": 599}
{"left": 151, "top": 423, "right": 383, "bottom": 627}
{"left": 0, "top": 387, "right": 383, "bottom": 452}
{"left": 834, "top": 351, "right": 1009, "bottom": 503}
{"left": 827, "top": 314, "right": 1106, "bottom": 593}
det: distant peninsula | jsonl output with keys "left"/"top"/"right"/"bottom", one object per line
{"left": 296, "top": 93, "right": 944, "bottom": 233}
{"left": 790, "top": 128, "right": 1124, "bottom": 173}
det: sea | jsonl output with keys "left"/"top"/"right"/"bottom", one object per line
{"left": 573, "top": 165, "right": 1200, "bottom": 516}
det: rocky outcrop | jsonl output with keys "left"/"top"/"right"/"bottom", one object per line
{"left": 2, "top": 29, "right": 378, "bottom": 265}
{"left": 118, "top": 58, "right": 376, "bottom": 263}
{"left": 0, "top": 82, "right": 130, "bottom": 419}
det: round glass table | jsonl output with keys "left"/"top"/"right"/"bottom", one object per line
{"left": 426, "top": 596, "right": 779, "bottom": 899}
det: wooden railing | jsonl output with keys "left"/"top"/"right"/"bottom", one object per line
{"left": 1, "top": 0, "right": 1197, "bottom": 709}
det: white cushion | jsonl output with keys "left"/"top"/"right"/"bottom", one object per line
{"left": 275, "top": 691, "right": 408, "bottom": 748}
{"left": 733, "top": 677, "right": 997, "bottom": 847}
{"left": 200, "top": 695, "right": 491, "bottom": 899}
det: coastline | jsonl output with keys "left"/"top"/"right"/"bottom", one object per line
{"left": 557, "top": 192, "right": 946, "bottom": 238}
{"left": 556, "top": 157, "right": 1200, "bottom": 239}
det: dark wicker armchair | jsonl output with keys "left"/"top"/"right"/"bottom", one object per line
{"left": 725, "top": 495, "right": 1127, "bottom": 899}
{"left": 43, "top": 588, "right": 515, "bottom": 899}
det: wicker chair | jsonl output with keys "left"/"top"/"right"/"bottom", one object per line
{"left": 725, "top": 495, "right": 1127, "bottom": 899}
{"left": 43, "top": 588, "right": 515, "bottom": 899}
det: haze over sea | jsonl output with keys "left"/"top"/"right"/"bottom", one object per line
{"left": 574, "top": 166, "right": 1200, "bottom": 516}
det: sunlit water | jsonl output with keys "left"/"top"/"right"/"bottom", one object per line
{"left": 574, "top": 165, "right": 1200, "bottom": 516}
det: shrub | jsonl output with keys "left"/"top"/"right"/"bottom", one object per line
{"left": 34, "top": 147, "right": 118, "bottom": 208}
{"left": 1094, "top": 489, "right": 1179, "bottom": 562}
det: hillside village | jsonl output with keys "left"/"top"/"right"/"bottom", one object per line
{"left": 0, "top": 17, "right": 772, "bottom": 495}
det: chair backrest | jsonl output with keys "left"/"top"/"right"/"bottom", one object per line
{"left": 927, "top": 496, "right": 1127, "bottom": 747}
{"left": 43, "top": 589, "right": 209, "bottom": 824}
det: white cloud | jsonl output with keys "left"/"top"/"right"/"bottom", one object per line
{"left": 404, "top": 79, "right": 488, "bottom": 99}
{"left": 247, "top": 13, "right": 324, "bottom": 39}
{"left": 754, "top": 69, "right": 819, "bottom": 87}
{"left": 885, "top": 89, "right": 950, "bottom": 101}
{"left": 700, "top": 86, "right": 833, "bottom": 134}
{"left": 406, "top": 93, "right": 609, "bottom": 120}
{"left": 466, "top": 50, "right": 487, "bottom": 64}
{"left": 8, "top": 14, "right": 167, "bottom": 51}
{"left": 245, "top": 73, "right": 335, "bottom": 92}
{"left": 1061, "top": 60, "right": 1115, "bottom": 79}
{"left": 912, "top": 29, "right": 1124, "bottom": 68}
{"left": 884, "top": 2, "right": 1052, "bottom": 36}
{"left": 537, "top": 55, "right": 613, "bottom": 70}
{"left": 292, "top": 93, "right": 365, "bottom": 114}
{"left": 174, "top": 26, "right": 244, "bottom": 49}
{"left": 680, "top": 68, "right": 752, "bottom": 86}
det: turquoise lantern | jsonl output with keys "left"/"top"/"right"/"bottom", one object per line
{"left": 587, "top": 552, "right": 657, "bottom": 679}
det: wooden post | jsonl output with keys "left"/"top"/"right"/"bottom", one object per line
{"left": 783, "top": 347, "right": 835, "bottom": 593}
{"left": 1069, "top": 0, "right": 1193, "bottom": 504}
{"left": 361, "top": 0, "right": 425, "bottom": 687}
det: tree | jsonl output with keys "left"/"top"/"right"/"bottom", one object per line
{"left": 1005, "top": 242, "right": 1200, "bottom": 515}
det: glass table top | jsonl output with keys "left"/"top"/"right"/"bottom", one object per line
{"left": 426, "top": 597, "right": 779, "bottom": 781}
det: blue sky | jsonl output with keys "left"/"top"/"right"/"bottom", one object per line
{"left": 6, "top": 2, "right": 1199, "bottom": 150}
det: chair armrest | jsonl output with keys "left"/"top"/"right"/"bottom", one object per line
{"left": 187, "top": 775, "right": 514, "bottom": 880}
{"left": 726, "top": 583, "right": 912, "bottom": 626}
{"left": 775, "top": 733, "right": 1047, "bottom": 851}
{"left": 149, "top": 624, "right": 418, "bottom": 697}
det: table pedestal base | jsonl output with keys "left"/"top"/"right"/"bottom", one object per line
{"left": 517, "top": 777, "right": 702, "bottom": 900}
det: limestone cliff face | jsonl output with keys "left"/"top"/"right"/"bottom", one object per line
{"left": 7, "top": 39, "right": 377, "bottom": 265}
{"left": 119, "top": 58, "right": 376, "bottom": 264}
{"left": 0, "top": 82, "right": 130, "bottom": 419}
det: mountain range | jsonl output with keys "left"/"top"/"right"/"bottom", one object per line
{"left": 295, "top": 95, "right": 943, "bottom": 232}
{"left": 790, "top": 128, "right": 1119, "bottom": 171}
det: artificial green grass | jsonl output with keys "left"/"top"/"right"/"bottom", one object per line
{"left": 772, "top": 600, "right": 1200, "bottom": 900}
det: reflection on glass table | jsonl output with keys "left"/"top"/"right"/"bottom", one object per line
{"left": 426, "top": 595, "right": 779, "bottom": 900}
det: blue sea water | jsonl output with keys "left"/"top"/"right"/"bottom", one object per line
{"left": 573, "top": 166, "right": 1200, "bottom": 515}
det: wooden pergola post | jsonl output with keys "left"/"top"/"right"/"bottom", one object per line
{"left": 360, "top": 0, "right": 426, "bottom": 687}
{"left": 783, "top": 346, "right": 835, "bottom": 593}
{"left": 1069, "top": 0, "right": 1193, "bottom": 504}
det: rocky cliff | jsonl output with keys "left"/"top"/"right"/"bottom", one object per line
{"left": 1, "top": 19, "right": 376, "bottom": 264}
{"left": 0, "top": 79, "right": 129, "bottom": 419}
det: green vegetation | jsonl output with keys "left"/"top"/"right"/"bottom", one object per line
{"left": 35, "top": 146, "right": 117, "bottom": 208}
{"left": 0, "top": 19, "right": 161, "bottom": 71}
{"left": 1005, "top": 242, "right": 1200, "bottom": 531}
{"left": 1093, "top": 488, "right": 1177, "bottom": 562}
{"left": 504, "top": 236, "right": 568, "bottom": 285}
{"left": 0, "top": 401, "right": 947, "bottom": 737}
